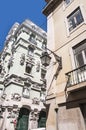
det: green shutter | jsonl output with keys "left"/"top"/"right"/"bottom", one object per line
{"left": 38, "top": 117, "right": 46, "bottom": 128}
{"left": 16, "top": 108, "right": 29, "bottom": 130}
{"left": 16, "top": 115, "right": 28, "bottom": 130}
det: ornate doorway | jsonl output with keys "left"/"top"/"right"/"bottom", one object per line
{"left": 16, "top": 107, "right": 30, "bottom": 130}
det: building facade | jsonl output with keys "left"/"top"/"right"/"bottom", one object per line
{"left": 0, "top": 19, "right": 47, "bottom": 130}
{"left": 43, "top": 0, "right": 86, "bottom": 130}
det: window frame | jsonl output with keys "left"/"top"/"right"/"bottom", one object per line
{"left": 28, "top": 46, "right": 34, "bottom": 57}
{"left": 73, "top": 40, "right": 86, "bottom": 68}
{"left": 67, "top": 7, "right": 84, "bottom": 32}
{"left": 25, "top": 62, "right": 33, "bottom": 74}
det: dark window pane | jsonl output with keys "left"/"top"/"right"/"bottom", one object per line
{"left": 26, "top": 63, "right": 32, "bottom": 74}
{"left": 76, "top": 10, "right": 84, "bottom": 25}
{"left": 75, "top": 53, "right": 84, "bottom": 67}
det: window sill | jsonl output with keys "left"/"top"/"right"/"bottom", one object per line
{"left": 68, "top": 22, "right": 85, "bottom": 37}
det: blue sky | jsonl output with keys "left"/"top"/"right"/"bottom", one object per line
{"left": 0, "top": 0, "right": 47, "bottom": 51}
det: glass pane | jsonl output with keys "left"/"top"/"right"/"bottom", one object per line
{"left": 75, "top": 10, "right": 84, "bottom": 25}
{"left": 75, "top": 53, "right": 84, "bottom": 67}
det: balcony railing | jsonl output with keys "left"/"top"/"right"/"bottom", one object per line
{"left": 65, "top": 64, "right": 86, "bottom": 87}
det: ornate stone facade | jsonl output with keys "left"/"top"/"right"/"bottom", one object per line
{"left": 0, "top": 19, "right": 47, "bottom": 130}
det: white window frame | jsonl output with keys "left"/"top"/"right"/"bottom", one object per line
{"left": 65, "top": 5, "right": 86, "bottom": 37}
{"left": 69, "top": 39, "right": 86, "bottom": 70}
{"left": 67, "top": 7, "right": 84, "bottom": 32}
{"left": 73, "top": 42, "right": 86, "bottom": 68}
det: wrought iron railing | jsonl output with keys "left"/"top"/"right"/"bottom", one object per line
{"left": 65, "top": 64, "right": 86, "bottom": 87}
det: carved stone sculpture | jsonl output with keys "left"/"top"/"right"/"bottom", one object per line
{"left": 32, "top": 97, "right": 39, "bottom": 105}
{"left": 11, "top": 93, "right": 21, "bottom": 101}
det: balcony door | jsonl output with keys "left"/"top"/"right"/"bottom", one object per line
{"left": 73, "top": 40, "right": 86, "bottom": 83}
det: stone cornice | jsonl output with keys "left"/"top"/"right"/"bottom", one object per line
{"left": 4, "top": 74, "right": 44, "bottom": 87}
{"left": 14, "top": 21, "right": 47, "bottom": 40}
{"left": 42, "top": 0, "right": 62, "bottom": 16}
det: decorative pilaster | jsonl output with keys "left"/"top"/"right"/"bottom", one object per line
{"left": 29, "top": 109, "right": 39, "bottom": 129}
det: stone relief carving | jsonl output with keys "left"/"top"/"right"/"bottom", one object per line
{"left": 30, "top": 110, "right": 39, "bottom": 129}
{"left": 32, "top": 97, "right": 40, "bottom": 105}
{"left": 14, "top": 76, "right": 23, "bottom": 84}
{"left": 30, "top": 110, "right": 39, "bottom": 120}
{"left": 7, "top": 105, "right": 19, "bottom": 128}
{"left": 4, "top": 77, "right": 10, "bottom": 86}
{"left": 1, "top": 93, "right": 7, "bottom": 100}
{"left": 7, "top": 105, "right": 19, "bottom": 117}
{"left": 4, "top": 75, "right": 24, "bottom": 86}
{"left": 20, "top": 53, "right": 25, "bottom": 65}
{"left": 11, "top": 93, "right": 21, "bottom": 101}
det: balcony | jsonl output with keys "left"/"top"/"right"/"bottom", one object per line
{"left": 65, "top": 64, "right": 86, "bottom": 92}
